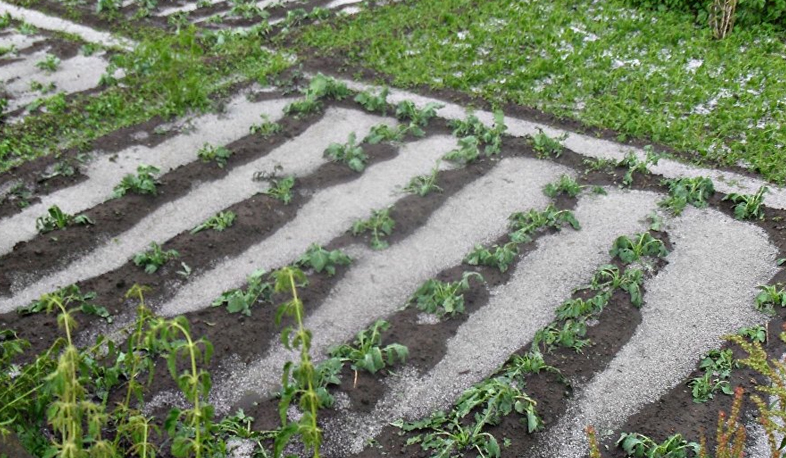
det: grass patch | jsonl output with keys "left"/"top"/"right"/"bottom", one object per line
{"left": 300, "top": 0, "right": 786, "bottom": 183}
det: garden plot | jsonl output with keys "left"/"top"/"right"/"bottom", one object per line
{"left": 2, "top": 70, "right": 786, "bottom": 458}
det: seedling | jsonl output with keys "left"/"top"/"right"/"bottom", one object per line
{"left": 354, "top": 87, "right": 390, "bottom": 114}
{"left": 35, "top": 54, "right": 60, "bottom": 73}
{"left": 464, "top": 242, "right": 519, "bottom": 273}
{"left": 530, "top": 128, "right": 567, "bottom": 158}
{"left": 7, "top": 183, "right": 32, "bottom": 208}
{"left": 395, "top": 100, "right": 443, "bottom": 131}
{"left": 617, "top": 149, "right": 660, "bottom": 187}
{"left": 325, "top": 133, "right": 368, "bottom": 172}
{"left": 364, "top": 123, "right": 405, "bottom": 144}
{"left": 688, "top": 349, "right": 736, "bottom": 403}
{"left": 659, "top": 177, "right": 715, "bottom": 215}
{"left": 329, "top": 320, "right": 408, "bottom": 375}
{"left": 284, "top": 73, "right": 350, "bottom": 117}
{"left": 17, "top": 284, "right": 97, "bottom": 316}
{"left": 404, "top": 164, "right": 442, "bottom": 197}
{"left": 443, "top": 136, "right": 481, "bottom": 165}
{"left": 410, "top": 272, "right": 484, "bottom": 318}
{"left": 591, "top": 265, "right": 644, "bottom": 307}
{"left": 263, "top": 175, "right": 296, "bottom": 204}
{"left": 508, "top": 205, "right": 580, "bottom": 243}
{"left": 197, "top": 143, "right": 233, "bottom": 168}
{"left": 297, "top": 244, "right": 352, "bottom": 276}
{"left": 113, "top": 165, "right": 160, "bottom": 197}
{"left": 191, "top": 211, "right": 236, "bottom": 234}
{"left": 450, "top": 110, "right": 507, "bottom": 155}
{"left": 617, "top": 432, "right": 699, "bottom": 458}
{"left": 249, "top": 116, "right": 282, "bottom": 137}
{"left": 609, "top": 233, "right": 669, "bottom": 264}
{"left": 534, "top": 320, "right": 589, "bottom": 353}
{"left": 212, "top": 270, "right": 273, "bottom": 315}
{"left": 723, "top": 186, "right": 768, "bottom": 220}
{"left": 133, "top": 242, "right": 179, "bottom": 274}
{"left": 543, "top": 174, "right": 582, "bottom": 198}
{"left": 352, "top": 207, "right": 395, "bottom": 250}
{"left": 35, "top": 205, "right": 93, "bottom": 233}
{"left": 754, "top": 284, "right": 786, "bottom": 314}
{"left": 39, "top": 160, "right": 76, "bottom": 181}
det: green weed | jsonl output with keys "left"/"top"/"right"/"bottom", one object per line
{"left": 410, "top": 272, "right": 484, "bottom": 318}
{"left": 133, "top": 242, "right": 179, "bottom": 274}
{"left": 191, "top": 211, "right": 236, "bottom": 234}
{"left": 723, "top": 186, "right": 768, "bottom": 220}
{"left": 113, "top": 165, "right": 160, "bottom": 198}
{"left": 352, "top": 207, "right": 395, "bottom": 250}
{"left": 35, "top": 205, "right": 93, "bottom": 233}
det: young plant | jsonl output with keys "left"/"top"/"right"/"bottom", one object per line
{"left": 534, "top": 319, "right": 589, "bottom": 353}
{"left": 191, "top": 211, "right": 236, "bottom": 234}
{"left": 617, "top": 149, "right": 660, "bottom": 187}
{"left": 324, "top": 132, "right": 368, "bottom": 172}
{"left": 329, "top": 320, "right": 408, "bottom": 375}
{"left": 754, "top": 284, "right": 786, "bottom": 314}
{"left": 17, "top": 284, "right": 98, "bottom": 316}
{"left": 591, "top": 265, "right": 644, "bottom": 307}
{"left": 450, "top": 110, "right": 507, "bottom": 155}
{"left": 133, "top": 242, "right": 179, "bottom": 274}
{"left": 212, "top": 269, "right": 273, "bottom": 315}
{"left": 354, "top": 87, "right": 390, "bottom": 114}
{"left": 263, "top": 175, "right": 296, "bottom": 204}
{"left": 249, "top": 115, "right": 282, "bottom": 137}
{"left": 272, "top": 267, "right": 324, "bottom": 458}
{"left": 508, "top": 205, "right": 580, "bottom": 243}
{"left": 688, "top": 349, "right": 736, "bottom": 403}
{"left": 530, "top": 128, "right": 567, "bottom": 158}
{"left": 617, "top": 432, "right": 699, "bottom": 458}
{"left": 296, "top": 244, "right": 352, "bottom": 276}
{"left": 659, "top": 177, "right": 715, "bottom": 215}
{"left": 35, "top": 205, "right": 93, "bottom": 233}
{"left": 364, "top": 123, "right": 406, "bottom": 144}
{"left": 404, "top": 164, "right": 442, "bottom": 197}
{"left": 464, "top": 242, "right": 519, "bottom": 273}
{"left": 409, "top": 272, "right": 484, "bottom": 318}
{"left": 737, "top": 325, "right": 766, "bottom": 343}
{"left": 443, "top": 136, "right": 481, "bottom": 165}
{"left": 351, "top": 207, "right": 395, "bottom": 250}
{"left": 395, "top": 100, "right": 443, "bottom": 133}
{"left": 543, "top": 174, "right": 582, "bottom": 198}
{"left": 35, "top": 54, "right": 60, "bottom": 72}
{"left": 723, "top": 186, "right": 768, "bottom": 220}
{"left": 609, "top": 233, "right": 669, "bottom": 264}
{"left": 113, "top": 165, "right": 160, "bottom": 197}
{"left": 197, "top": 143, "right": 233, "bottom": 168}
{"left": 284, "top": 73, "right": 350, "bottom": 117}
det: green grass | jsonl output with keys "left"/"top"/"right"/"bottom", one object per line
{"left": 0, "top": 27, "right": 289, "bottom": 173}
{"left": 300, "top": 0, "right": 786, "bottom": 183}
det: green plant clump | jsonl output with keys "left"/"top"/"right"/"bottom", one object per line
{"left": 212, "top": 269, "right": 273, "bottom": 315}
{"left": 197, "top": 143, "right": 233, "bottom": 168}
{"left": 35, "top": 204, "right": 93, "bottom": 233}
{"left": 410, "top": 272, "right": 484, "bottom": 318}
{"left": 609, "top": 233, "right": 669, "bottom": 264}
{"left": 508, "top": 205, "right": 580, "bottom": 243}
{"left": 133, "top": 242, "right": 180, "bottom": 274}
{"left": 659, "top": 177, "right": 715, "bottom": 215}
{"left": 297, "top": 244, "right": 352, "bottom": 276}
{"left": 543, "top": 174, "right": 582, "bottom": 198}
{"left": 191, "top": 211, "right": 236, "bottom": 234}
{"left": 113, "top": 165, "right": 161, "bottom": 198}
{"left": 329, "top": 320, "right": 408, "bottom": 375}
{"left": 351, "top": 207, "right": 395, "bottom": 250}
{"left": 723, "top": 186, "right": 768, "bottom": 220}
{"left": 324, "top": 132, "right": 368, "bottom": 172}
{"left": 464, "top": 242, "right": 519, "bottom": 273}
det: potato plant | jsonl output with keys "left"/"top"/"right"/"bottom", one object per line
{"left": 191, "top": 211, "right": 236, "bottom": 234}
{"left": 395, "top": 100, "right": 443, "bottom": 133}
{"left": 35, "top": 205, "right": 93, "bottom": 233}
{"left": 35, "top": 54, "right": 60, "bottom": 73}
{"left": 284, "top": 73, "right": 350, "bottom": 117}
{"left": 754, "top": 284, "right": 786, "bottom": 314}
{"left": 404, "top": 164, "right": 442, "bottom": 197}
{"left": 688, "top": 349, "right": 736, "bottom": 403}
{"left": 324, "top": 133, "right": 368, "bottom": 172}
{"left": 464, "top": 242, "right": 519, "bottom": 273}
{"left": 609, "top": 233, "right": 669, "bottom": 264}
{"left": 364, "top": 123, "right": 406, "bottom": 144}
{"left": 508, "top": 205, "right": 580, "bottom": 243}
{"left": 530, "top": 128, "right": 567, "bottom": 159}
{"left": 296, "top": 244, "right": 352, "bottom": 276}
{"left": 617, "top": 149, "right": 660, "bottom": 187}
{"left": 543, "top": 174, "right": 582, "bottom": 198}
{"left": 211, "top": 269, "right": 273, "bottom": 316}
{"left": 659, "top": 176, "right": 715, "bottom": 215}
{"left": 133, "top": 242, "right": 180, "bottom": 274}
{"left": 354, "top": 87, "right": 390, "bottom": 114}
{"left": 113, "top": 165, "right": 161, "bottom": 198}
{"left": 450, "top": 110, "right": 507, "bottom": 155}
{"left": 723, "top": 186, "right": 768, "bottom": 220}
{"left": 409, "top": 272, "right": 484, "bottom": 318}
{"left": 352, "top": 207, "right": 395, "bottom": 250}
{"left": 329, "top": 320, "right": 408, "bottom": 375}
{"left": 197, "top": 143, "right": 233, "bottom": 168}
{"left": 263, "top": 176, "right": 296, "bottom": 204}
{"left": 616, "top": 432, "right": 699, "bottom": 458}
{"left": 737, "top": 325, "right": 766, "bottom": 343}
{"left": 443, "top": 135, "right": 481, "bottom": 165}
